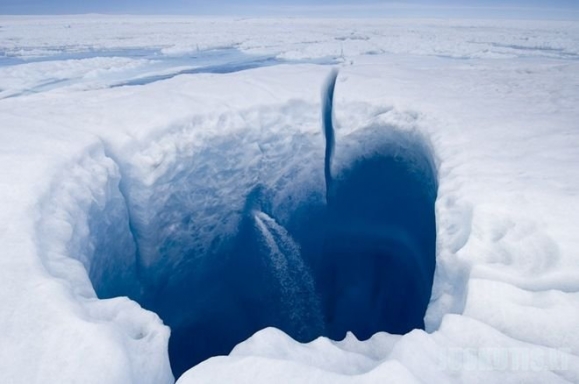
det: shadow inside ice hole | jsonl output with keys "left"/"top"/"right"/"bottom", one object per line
{"left": 137, "top": 135, "right": 437, "bottom": 377}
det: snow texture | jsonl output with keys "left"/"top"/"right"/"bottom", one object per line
{"left": 0, "top": 16, "right": 578, "bottom": 384}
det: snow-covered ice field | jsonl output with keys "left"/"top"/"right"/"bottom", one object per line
{"left": 1, "top": 16, "right": 578, "bottom": 383}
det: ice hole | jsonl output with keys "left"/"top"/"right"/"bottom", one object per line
{"left": 80, "top": 74, "right": 437, "bottom": 377}
{"left": 84, "top": 125, "right": 437, "bottom": 378}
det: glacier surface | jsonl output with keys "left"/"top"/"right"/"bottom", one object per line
{"left": 0, "top": 16, "right": 578, "bottom": 384}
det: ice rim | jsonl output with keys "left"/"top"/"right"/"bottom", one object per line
{"left": 31, "top": 67, "right": 442, "bottom": 378}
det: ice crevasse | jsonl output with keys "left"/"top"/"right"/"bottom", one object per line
{"left": 0, "top": 59, "right": 578, "bottom": 384}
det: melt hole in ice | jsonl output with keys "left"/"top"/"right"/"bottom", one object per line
{"left": 83, "top": 72, "right": 438, "bottom": 378}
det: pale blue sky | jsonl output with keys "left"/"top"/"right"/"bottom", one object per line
{"left": 1, "top": 0, "right": 578, "bottom": 19}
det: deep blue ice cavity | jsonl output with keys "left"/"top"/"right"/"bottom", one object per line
{"left": 87, "top": 73, "right": 438, "bottom": 378}
{"left": 316, "top": 144, "right": 437, "bottom": 339}
{"left": 155, "top": 128, "right": 436, "bottom": 376}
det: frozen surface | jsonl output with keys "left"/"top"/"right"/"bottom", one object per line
{"left": 0, "top": 16, "right": 578, "bottom": 384}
